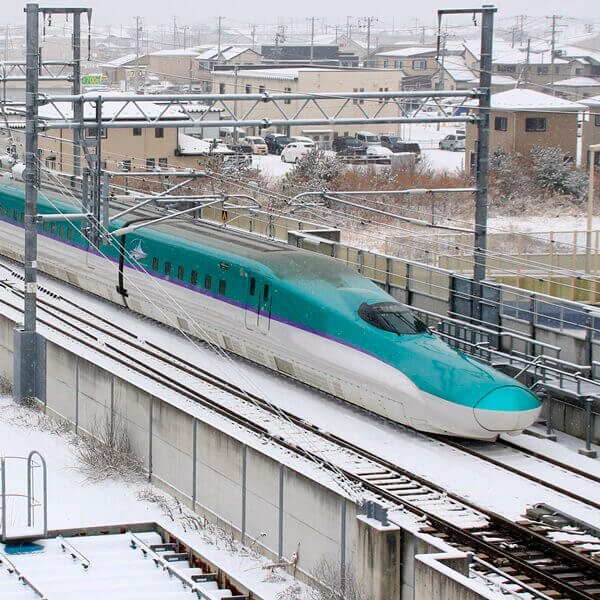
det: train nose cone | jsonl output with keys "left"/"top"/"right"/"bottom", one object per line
{"left": 474, "top": 386, "right": 542, "bottom": 433}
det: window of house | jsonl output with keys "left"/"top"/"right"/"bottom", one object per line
{"left": 152, "top": 257, "right": 158, "bottom": 271}
{"left": 158, "top": 157, "right": 168, "bottom": 168}
{"left": 412, "top": 59, "right": 427, "bottom": 70}
{"left": 249, "top": 277, "right": 256, "bottom": 295}
{"left": 383, "top": 60, "right": 388, "bottom": 68}
{"left": 595, "top": 114, "right": 600, "bottom": 127}
{"left": 164, "top": 261, "right": 171, "bottom": 276}
{"left": 359, "top": 88, "right": 364, "bottom": 104}
{"left": 284, "top": 86, "right": 291, "bottom": 104}
{"left": 536, "top": 66, "right": 549, "bottom": 75}
{"left": 191, "top": 270, "right": 198, "bottom": 285}
{"left": 133, "top": 127, "right": 142, "bottom": 136}
{"left": 219, "top": 279, "right": 226, "bottom": 295}
{"left": 494, "top": 116, "right": 508, "bottom": 131}
{"left": 155, "top": 128, "right": 164, "bottom": 138}
{"left": 45, "top": 156, "right": 56, "bottom": 169}
{"left": 245, "top": 84, "right": 251, "bottom": 94}
{"left": 395, "top": 60, "right": 403, "bottom": 69}
{"left": 525, "top": 117, "right": 546, "bottom": 132}
{"left": 146, "top": 158, "right": 155, "bottom": 170}
{"left": 204, "top": 274, "right": 212, "bottom": 290}
{"left": 353, "top": 87, "right": 358, "bottom": 105}
{"left": 258, "top": 85, "right": 265, "bottom": 94}
{"left": 177, "top": 265, "right": 184, "bottom": 280}
{"left": 219, "top": 83, "right": 226, "bottom": 94}
{"left": 497, "top": 65, "right": 516, "bottom": 73}
{"left": 576, "top": 68, "right": 584, "bottom": 75}
{"left": 85, "top": 127, "right": 107, "bottom": 139}
{"left": 122, "top": 159, "right": 131, "bottom": 171}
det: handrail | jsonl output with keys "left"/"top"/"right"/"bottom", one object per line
{"left": 57, "top": 535, "right": 91, "bottom": 569}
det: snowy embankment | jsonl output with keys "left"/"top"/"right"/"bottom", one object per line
{"left": 0, "top": 397, "right": 311, "bottom": 600}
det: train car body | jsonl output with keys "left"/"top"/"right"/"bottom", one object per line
{"left": 0, "top": 177, "right": 541, "bottom": 439}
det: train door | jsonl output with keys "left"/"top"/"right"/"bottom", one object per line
{"left": 244, "top": 274, "right": 272, "bottom": 334}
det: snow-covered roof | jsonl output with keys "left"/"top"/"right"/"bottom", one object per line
{"left": 442, "top": 56, "right": 475, "bottom": 82}
{"left": 466, "top": 88, "right": 586, "bottom": 112}
{"left": 579, "top": 95, "right": 600, "bottom": 107}
{"left": 177, "top": 132, "right": 233, "bottom": 155}
{"left": 103, "top": 53, "right": 137, "bottom": 67}
{"left": 215, "top": 67, "right": 327, "bottom": 81}
{"left": 375, "top": 46, "right": 436, "bottom": 58}
{"left": 150, "top": 47, "right": 204, "bottom": 57}
{"left": 551, "top": 77, "right": 600, "bottom": 88}
{"left": 467, "top": 74, "right": 517, "bottom": 86}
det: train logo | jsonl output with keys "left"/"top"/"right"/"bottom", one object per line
{"left": 129, "top": 239, "right": 147, "bottom": 261}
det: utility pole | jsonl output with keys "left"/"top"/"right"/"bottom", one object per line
{"left": 172, "top": 16, "right": 177, "bottom": 48}
{"left": 346, "top": 16, "right": 351, "bottom": 39}
{"left": 548, "top": 15, "right": 561, "bottom": 95}
{"left": 586, "top": 145, "right": 600, "bottom": 273}
{"left": 134, "top": 16, "right": 142, "bottom": 92}
{"left": 308, "top": 17, "right": 315, "bottom": 64}
{"left": 217, "top": 16, "right": 223, "bottom": 57}
{"left": 525, "top": 38, "right": 531, "bottom": 84}
{"left": 359, "top": 17, "right": 377, "bottom": 68}
{"left": 251, "top": 25, "right": 256, "bottom": 51}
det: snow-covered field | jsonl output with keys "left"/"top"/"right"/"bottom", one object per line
{"left": 0, "top": 396, "right": 311, "bottom": 599}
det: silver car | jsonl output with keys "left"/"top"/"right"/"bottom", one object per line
{"left": 439, "top": 134, "right": 465, "bottom": 151}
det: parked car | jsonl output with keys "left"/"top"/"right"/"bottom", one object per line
{"left": 380, "top": 136, "right": 422, "bottom": 160}
{"left": 281, "top": 141, "right": 315, "bottom": 163}
{"left": 439, "top": 134, "right": 465, "bottom": 151}
{"left": 355, "top": 131, "right": 381, "bottom": 148}
{"left": 366, "top": 145, "right": 393, "bottom": 163}
{"left": 264, "top": 133, "right": 292, "bottom": 154}
{"left": 333, "top": 136, "right": 364, "bottom": 155}
{"left": 245, "top": 136, "right": 269, "bottom": 155}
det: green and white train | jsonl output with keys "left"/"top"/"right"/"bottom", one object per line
{"left": 0, "top": 176, "right": 541, "bottom": 440}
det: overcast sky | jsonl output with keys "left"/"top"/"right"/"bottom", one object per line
{"left": 2, "top": 0, "right": 599, "bottom": 26}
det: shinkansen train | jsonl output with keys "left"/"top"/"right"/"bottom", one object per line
{"left": 0, "top": 176, "right": 541, "bottom": 440}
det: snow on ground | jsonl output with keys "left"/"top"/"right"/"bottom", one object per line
{"left": 252, "top": 154, "right": 294, "bottom": 178}
{"left": 0, "top": 397, "right": 311, "bottom": 600}
{"left": 17, "top": 263, "right": 600, "bottom": 532}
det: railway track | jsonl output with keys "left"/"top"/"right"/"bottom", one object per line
{"left": 0, "top": 263, "right": 599, "bottom": 599}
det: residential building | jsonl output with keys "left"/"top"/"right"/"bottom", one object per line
{"left": 373, "top": 47, "right": 438, "bottom": 84}
{"left": 550, "top": 77, "right": 600, "bottom": 100}
{"left": 464, "top": 88, "right": 585, "bottom": 173}
{"left": 101, "top": 54, "right": 142, "bottom": 86}
{"left": 580, "top": 95, "right": 600, "bottom": 167}
{"left": 20, "top": 98, "right": 231, "bottom": 175}
{"left": 211, "top": 67, "right": 407, "bottom": 143}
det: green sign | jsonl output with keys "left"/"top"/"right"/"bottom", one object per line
{"left": 82, "top": 74, "right": 107, "bottom": 85}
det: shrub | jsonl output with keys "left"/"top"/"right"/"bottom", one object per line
{"left": 285, "top": 150, "right": 342, "bottom": 186}
{"left": 530, "top": 146, "right": 588, "bottom": 199}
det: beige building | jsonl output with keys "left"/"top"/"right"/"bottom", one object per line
{"left": 373, "top": 47, "right": 438, "bottom": 82}
{"left": 212, "top": 67, "right": 407, "bottom": 143}
{"left": 550, "top": 77, "right": 600, "bottom": 100}
{"left": 465, "top": 89, "right": 585, "bottom": 173}
{"left": 30, "top": 99, "right": 231, "bottom": 175}
{"left": 580, "top": 95, "right": 600, "bottom": 168}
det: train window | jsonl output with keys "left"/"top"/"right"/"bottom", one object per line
{"left": 204, "top": 274, "right": 212, "bottom": 290}
{"left": 59, "top": 225, "right": 65, "bottom": 238}
{"left": 19, "top": 213, "right": 24, "bottom": 223}
{"left": 219, "top": 279, "right": 226, "bottom": 295}
{"left": 191, "top": 270, "right": 198, "bottom": 285}
{"left": 12, "top": 209, "right": 17, "bottom": 220}
{"left": 263, "top": 284, "right": 269, "bottom": 301}
{"left": 249, "top": 277, "right": 256, "bottom": 296}
{"left": 358, "top": 302, "right": 428, "bottom": 335}
{"left": 164, "top": 261, "right": 171, "bottom": 276}
{"left": 177, "top": 266, "right": 184, "bottom": 280}
{"left": 67, "top": 228, "right": 73, "bottom": 241}
{"left": 152, "top": 257, "right": 158, "bottom": 271}
{"left": 50, "top": 223, "right": 56, "bottom": 235}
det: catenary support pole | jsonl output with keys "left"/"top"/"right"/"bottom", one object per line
{"left": 473, "top": 6, "right": 495, "bottom": 317}
{"left": 72, "top": 11, "right": 81, "bottom": 178}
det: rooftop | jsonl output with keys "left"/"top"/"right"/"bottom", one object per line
{"left": 466, "top": 88, "right": 586, "bottom": 112}
{"left": 375, "top": 46, "right": 436, "bottom": 58}
{"left": 551, "top": 76, "right": 600, "bottom": 87}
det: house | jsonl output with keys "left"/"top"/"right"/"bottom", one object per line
{"left": 101, "top": 54, "right": 142, "bottom": 86}
{"left": 580, "top": 95, "right": 600, "bottom": 167}
{"left": 195, "top": 46, "right": 262, "bottom": 91}
{"left": 464, "top": 88, "right": 585, "bottom": 173}
{"left": 22, "top": 97, "right": 230, "bottom": 175}
{"left": 373, "top": 46, "right": 438, "bottom": 82}
{"left": 550, "top": 77, "right": 600, "bottom": 100}
{"left": 211, "top": 66, "right": 407, "bottom": 143}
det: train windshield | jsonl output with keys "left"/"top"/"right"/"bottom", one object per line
{"left": 358, "top": 302, "right": 428, "bottom": 335}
